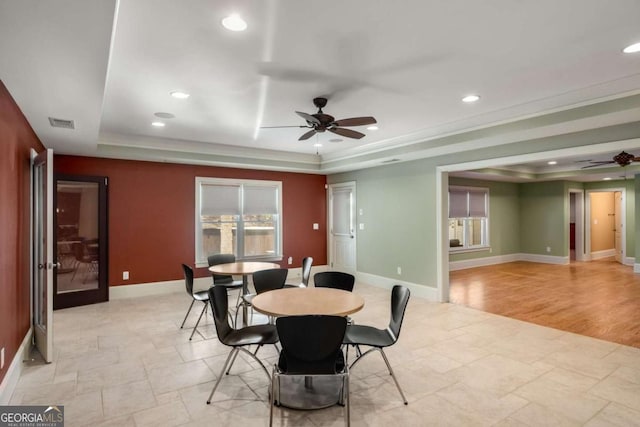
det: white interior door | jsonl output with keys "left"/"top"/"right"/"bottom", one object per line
{"left": 614, "top": 191, "right": 622, "bottom": 263}
{"left": 329, "top": 182, "right": 356, "bottom": 273}
{"left": 33, "top": 148, "right": 54, "bottom": 362}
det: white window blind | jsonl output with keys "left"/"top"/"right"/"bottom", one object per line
{"left": 468, "top": 190, "right": 487, "bottom": 217}
{"left": 200, "top": 184, "right": 240, "bottom": 216}
{"left": 449, "top": 189, "right": 468, "bottom": 218}
{"left": 243, "top": 186, "right": 278, "bottom": 215}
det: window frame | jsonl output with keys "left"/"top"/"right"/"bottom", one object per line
{"left": 195, "top": 177, "right": 283, "bottom": 267}
{"left": 448, "top": 185, "right": 490, "bottom": 253}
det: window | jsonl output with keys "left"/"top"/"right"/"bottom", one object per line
{"left": 195, "top": 177, "right": 282, "bottom": 266}
{"left": 448, "top": 186, "right": 489, "bottom": 251}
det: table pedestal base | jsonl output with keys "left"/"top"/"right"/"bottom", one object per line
{"left": 276, "top": 376, "right": 343, "bottom": 410}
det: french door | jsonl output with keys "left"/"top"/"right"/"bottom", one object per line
{"left": 53, "top": 175, "right": 108, "bottom": 309}
{"left": 32, "top": 149, "right": 53, "bottom": 362}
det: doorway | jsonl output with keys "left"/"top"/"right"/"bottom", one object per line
{"left": 328, "top": 182, "right": 356, "bottom": 273}
{"left": 585, "top": 189, "right": 624, "bottom": 264}
{"left": 568, "top": 190, "right": 585, "bottom": 262}
{"left": 54, "top": 175, "right": 108, "bottom": 309}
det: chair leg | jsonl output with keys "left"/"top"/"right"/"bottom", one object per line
{"left": 189, "top": 302, "right": 207, "bottom": 341}
{"left": 237, "top": 347, "right": 271, "bottom": 381}
{"left": 379, "top": 349, "right": 408, "bottom": 405}
{"left": 180, "top": 300, "right": 195, "bottom": 329}
{"left": 207, "top": 348, "right": 237, "bottom": 404}
{"left": 226, "top": 349, "right": 240, "bottom": 375}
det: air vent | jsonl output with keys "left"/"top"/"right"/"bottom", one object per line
{"left": 381, "top": 158, "right": 400, "bottom": 164}
{"left": 48, "top": 117, "right": 75, "bottom": 129}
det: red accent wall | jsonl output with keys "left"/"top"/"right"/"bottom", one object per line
{"left": 0, "top": 81, "right": 45, "bottom": 384}
{"left": 54, "top": 156, "right": 327, "bottom": 285}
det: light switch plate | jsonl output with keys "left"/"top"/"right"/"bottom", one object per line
{"left": 123, "top": 271, "right": 129, "bottom": 280}
{"left": 359, "top": 223, "right": 365, "bottom": 230}
{"left": 313, "top": 223, "right": 319, "bottom": 230}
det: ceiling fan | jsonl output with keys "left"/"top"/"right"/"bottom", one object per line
{"left": 261, "top": 97, "right": 377, "bottom": 141}
{"left": 580, "top": 151, "right": 640, "bottom": 168}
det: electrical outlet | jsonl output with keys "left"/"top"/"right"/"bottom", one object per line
{"left": 123, "top": 271, "right": 129, "bottom": 280}
{"left": 397, "top": 266, "right": 402, "bottom": 275}
{"left": 359, "top": 223, "right": 365, "bottom": 230}
{"left": 546, "top": 247, "right": 551, "bottom": 253}
{"left": 287, "top": 256, "right": 293, "bottom": 265}
{"left": 313, "top": 223, "right": 319, "bottom": 230}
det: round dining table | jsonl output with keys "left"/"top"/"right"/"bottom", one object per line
{"left": 208, "top": 261, "right": 280, "bottom": 326}
{"left": 252, "top": 287, "right": 365, "bottom": 410}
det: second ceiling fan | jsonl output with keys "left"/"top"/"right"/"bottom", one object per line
{"left": 262, "top": 97, "right": 377, "bottom": 141}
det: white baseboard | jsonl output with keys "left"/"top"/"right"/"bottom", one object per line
{"left": 590, "top": 249, "right": 616, "bottom": 260}
{"left": 519, "top": 253, "right": 570, "bottom": 265}
{"left": 355, "top": 271, "right": 438, "bottom": 302}
{"left": 635, "top": 263, "right": 640, "bottom": 274}
{"left": 110, "top": 277, "right": 211, "bottom": 299}
{"left": 110, "top": 266, "right": 333, "bottom": 299}
{"left": 0, "top": 328, "right": 32, "bottom": 405}
{"left": 449, "top": 254, "right": 520, "bottom": 271}
{"left": 624, "top": 256, "right": 634, "bottom": 266}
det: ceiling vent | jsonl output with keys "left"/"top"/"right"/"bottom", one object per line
{"left": 48, "top": 117, "right": 75, "bottom": 129}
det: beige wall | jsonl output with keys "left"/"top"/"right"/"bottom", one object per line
{"left": 590, "top": 192, "right": 615, "bottom": 252}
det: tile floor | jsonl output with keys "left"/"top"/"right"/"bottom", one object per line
{"left": 10, "top": 282, "right": 640, "bottom": 426}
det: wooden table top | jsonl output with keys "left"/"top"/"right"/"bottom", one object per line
{"left": 251, "top": 287, "right": 365, "bottom": 317}
{"left": 207, "top": 261, "right": 280, "bottom": 275}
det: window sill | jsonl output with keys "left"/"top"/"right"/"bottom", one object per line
{"left": 449, "top": 246, "right": 491, "bottom": 254}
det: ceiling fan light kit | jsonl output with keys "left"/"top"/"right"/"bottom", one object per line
{"left": 263, "top": 97, "right": 377, "bottom": 141}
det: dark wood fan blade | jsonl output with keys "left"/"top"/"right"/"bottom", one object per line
{"left": 332, "top": 116, "right": 377, "bottom": 127}
{"left": 296, "top": 111, "right": 320, "bottom": 125}
{"left": 260, "top": 125, "right": 310, "bottom": 128}
{"left": 328, "top": 127, "right": 365, "bottom": 139}
{"left": 298, "top": 129, "right": 317, "bottom": 140}
{"left": 581, "top": 161, "right": 616, "bottom": 169}
{"left": 633, "top": 157, "right": 640, "bottom": 162}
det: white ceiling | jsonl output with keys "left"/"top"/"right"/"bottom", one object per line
{"left": 2, "top": 0, "right": 640, "bottom": 178}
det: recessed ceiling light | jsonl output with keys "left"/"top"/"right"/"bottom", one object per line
{"left": 623, "top": 42, "right": 640, "bottom": 53}
{"left": 547, "top": 161, "right": 557, "bottom": 165}
{"left": 222, "top": 14, "right": 247, "bottom": 31}
{"left": 170, "top": 91, "right": 190, "bottom": 99}
{"left": 603, "top": 177, "right": 612, "bottom": 181}
{"left": 462, "top": 94, "right": 480, "bottom": 103}
{"left": 314, "top": 143, "right": 323, "bottom": 147}
{"left": 151, "top": 121, "right": 165, "bottom": 127}
{"left": 154, "top": 112, "right": 175, "bottom": 119}
{"left": 367, "top": 125, "right": 379, "bottom": 131}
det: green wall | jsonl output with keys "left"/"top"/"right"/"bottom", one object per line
{"left": 449, "top": 178, "right": 520, "bottom": 261}
{"left": 330, "top": 160, "right": 437, "bottom": 287}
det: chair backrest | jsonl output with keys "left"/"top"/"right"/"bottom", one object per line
{"left": 313, "top": 271, "right": 355, "bottom": 292}
{"left": 208, "top": 253, "right": 236, "bottom": 284}
{"left": 208, "top": 285, "right": 233, "bottom": 343}
{"left": 388, "top": 285, "right": 410, "bottom": 342}
{"left": 181, "top": 264, "right": 194, "bottom": 295}
{"left": 252, "top": 268, "right": 288, "bottom": 294}
{"left": 300, "top": 257, "right": 313, "bottom": 286}
{"left": 276, "top": 315, "right": 347, "bottom": 375}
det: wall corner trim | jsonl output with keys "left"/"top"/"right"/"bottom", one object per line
{"left": 356, "top": 271, "right": 438, "bottom": 302}
{"left": 0, "top": 328, "right": 32, "bottom": 405}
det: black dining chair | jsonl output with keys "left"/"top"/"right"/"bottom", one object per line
{"left": 343, "top": 285, "right": 410, "bottom": 404}
{"left": 313, "top": 271, "right": 355, "bottom": 292}
{"left": 179, "top": 264, "right": 210, "bottom": 341}
{"left": 242, "top": 268, "right": 288, "bottom": 323}
{"left": 284, "top": 256, "right": 313, "bottom": 288}
{"left": 206, "top": 285, "right": 279, "bottom": 404}
{"left": 207, "top": 253, "right": 244, "bottom": 307}
{"left": 270, "top": 315, "right": 349, "bottom": 426}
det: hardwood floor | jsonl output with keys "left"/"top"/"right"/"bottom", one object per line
{"left": 449, "top": 258, "right": 640, "bottom": 348}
